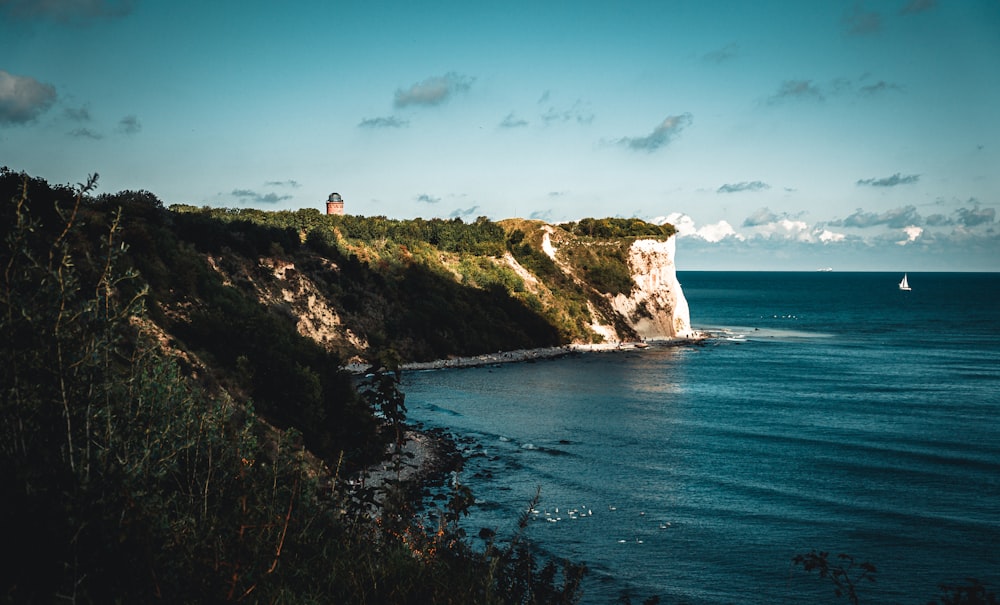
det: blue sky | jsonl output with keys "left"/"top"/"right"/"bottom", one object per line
{"left": 2, "top": 0, "right": 998, "bottom": 271}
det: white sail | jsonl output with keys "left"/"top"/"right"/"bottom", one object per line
{"left": 899, "top": 274, "right": 911, "bottom": 291}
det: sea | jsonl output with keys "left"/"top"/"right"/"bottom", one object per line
{"left": 401, "top": 272, "right": 1000, "bottom": 604}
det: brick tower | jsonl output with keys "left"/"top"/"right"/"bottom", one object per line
{"left": 326, "top": 192, "right": 344, "bottom": 215}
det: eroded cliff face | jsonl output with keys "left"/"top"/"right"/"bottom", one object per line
{"left": 538, "top": 228, "right": 693, "bottom": 342}
{"left": 188, "top": 219, "right": 693, "bottom": 362}
{"left": 202, "top": 254, "right": 370, "bottom": 362}
{"left": 611, "top": 237, "right": 693, "bottom": 340}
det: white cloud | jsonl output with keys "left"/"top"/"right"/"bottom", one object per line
{"left": 817, "top": 229, "right": 847, "bottom": 243}
{"left": 657, "top": 212, "right": 695, "bottom": 234}
{"left": 653, "top": 206, "right": 997, "bottom": 270}
{"left": 0, "top": 70, "right": 56, "bottom": 124}
{"left": 699, "top": 220, "right": 741, "bottom": 242}
{"left": 657, "top": 212, "right": 742, "bottom": 242}
{"left": 750, "top": 218, "right": 811, "bottom": 241}
{"left": 660, "top": 211, "right": 853, "bottom": 246}
{"left": 897, "top": 225, "right": 923, "bottom": 245}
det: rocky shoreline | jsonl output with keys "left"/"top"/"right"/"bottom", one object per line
{"left": 344, "top": 337, "right": 705, "bottom": 376}
{"left": 401, "top": 345, "right": 577, "bottom": 371}
{"left": 351, "top": 428, "right": 461, "bottom": 502}
{"left": 400, "top": 336, "right": 707, "bottom": 371}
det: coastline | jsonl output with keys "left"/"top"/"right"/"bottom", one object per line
{"left": 400, "top": 336, "right": 707, "bottom": 372}
{"left": 354, "top": 428, "right": 459, "bottom": 495}
{"left": 341, "top": 426, "right": 466, "bottom": 522}
{"left": 344, "top": 336, "right": 706, "bottom": 376}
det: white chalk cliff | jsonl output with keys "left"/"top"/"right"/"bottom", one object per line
{"left": 540, "top": 228, "right": 693, "bottom": 342}
{"left": 611, "top": 237, "right": 693, "bottom": 340}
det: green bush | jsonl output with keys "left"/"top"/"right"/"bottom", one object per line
{"left": 562, "top": 243, "right": 634, "bottom": 296}
{"left": 458, "top": 255, "right": 526, "bottom": 292}
{"left": 560, "top": 217, "right": 675, "bottom": 239}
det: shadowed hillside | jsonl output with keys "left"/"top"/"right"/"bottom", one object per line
{"left": 0, "top": 168, "right": 678, "bottom": 603}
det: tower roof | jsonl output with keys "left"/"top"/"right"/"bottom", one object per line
{"left": 328, "top": 192, "right": 343, "bottom": 202}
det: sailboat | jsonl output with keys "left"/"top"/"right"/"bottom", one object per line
{"left": 899, "top": 273, "right": 912, "bottom": 291}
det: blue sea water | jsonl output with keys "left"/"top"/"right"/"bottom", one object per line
{"left": 401, "top": 272, "right": 1000, "bottom": 604}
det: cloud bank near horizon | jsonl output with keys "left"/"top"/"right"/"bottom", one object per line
{"left": 655, "top": 201, "right": 996, "bottom": 254}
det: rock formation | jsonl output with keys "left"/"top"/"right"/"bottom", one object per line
{"left": 535, "top": 225, "right": 694, "bottom": 343}
{"left": 611, "top": 237, "right": 693, "bottom": 340}
{"left": 179, "top": 212, "right": 695, "bottom": 362}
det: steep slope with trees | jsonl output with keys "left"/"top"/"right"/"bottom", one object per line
{"left": 1, "top": 169, "right": 684, "bottom": 603}
{"left": 1, "top": 169, "right": 590, "bottom": 603}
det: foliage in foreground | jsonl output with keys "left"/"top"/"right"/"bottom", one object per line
{"left": 0, "top": 170, "right": 585, "bottom": 603}
{"left": 794, "top": 550, "right": 998, "bottom": 605}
